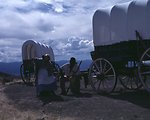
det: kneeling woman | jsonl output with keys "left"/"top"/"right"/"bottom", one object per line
{"left": 36, "top": 54, "right": 57, "bottom": 97}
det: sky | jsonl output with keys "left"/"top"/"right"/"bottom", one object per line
{"left": 0, "top": 0, "right": 132, "bottom": 62}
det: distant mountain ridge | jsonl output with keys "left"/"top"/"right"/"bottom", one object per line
{"left": 0, "top": 60, "right": 92, "bottom": 76}
{"left": 0, "top": 62, "right": 22, "bottom": 76}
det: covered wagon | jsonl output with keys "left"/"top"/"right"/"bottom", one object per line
{"left": 22, "top": 40, "right": 54, "bottom": 61}
{"left": 20, "top": 40, "right": 59, "bottom": 85}
{"left": 89, "top": 0, "right": 150, "bottom": 93}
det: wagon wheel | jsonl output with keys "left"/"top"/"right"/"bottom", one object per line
{"left": 138, "top": 47, "right": 150, "bottom": 93}
{"left": 88, "top": 58, "right": 117, "bottom": 94}
{"left": 52, "top": 62, "right": 61, "bottom": 82}
{"left": 20, "top": 63, "right": 36, "bottom": 85}
{"left": 119, "top": 68, "right": 142, "bottom": 90}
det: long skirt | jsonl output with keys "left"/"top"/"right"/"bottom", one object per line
{"left": 70, "top": 76, "right": 80, "bottom": 95}
{"left": 36, "top": 81, "right": 57, "bottom": 96}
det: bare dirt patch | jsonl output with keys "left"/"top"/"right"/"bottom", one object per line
{"left": 0, "top": 81, "right": 150, "bottom": 120}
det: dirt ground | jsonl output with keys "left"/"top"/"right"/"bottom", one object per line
{"left": 0, "top": 81, "right": 150, "bottom": 120}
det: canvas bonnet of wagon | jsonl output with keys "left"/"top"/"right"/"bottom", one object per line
{"left": 22, "top": 40, "right": 54, "bottom": 61}
{"left": 89, "top": 0, "right": 150, "bottom": 93}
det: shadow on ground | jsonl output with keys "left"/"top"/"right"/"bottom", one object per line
{"left": 101, "top": 89, "right": 150, "bottom": 109}
{"left": 3, "top": 82, "right": 93, "bottom": 111}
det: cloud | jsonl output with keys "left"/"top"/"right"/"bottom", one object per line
{"left": 49, "top": 36, "right": 93, "bottom": 60}
{"left": 0, "top": 38, "right": 22, "bottom": 62}
{"left": 0, "top": 0, "right": 132, "bottom": 62}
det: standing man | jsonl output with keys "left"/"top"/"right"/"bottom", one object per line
{"left": 60, "top": 57, "right": 81, "bottom": 96}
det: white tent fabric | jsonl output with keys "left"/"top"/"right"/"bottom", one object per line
{"left": 127, "top": 0, "right": 148, "bottom": 40}
{"left": 93, "top": 0, "right": 150, "bottom": 46}
{"left": 110, "top": 2, "right": 131, "bottom": 44}
{"left": 93, "top": 8, "right": 112, "bottom": 46}
{"left": 22, "top": 40, "right": 54, "bottom": 61}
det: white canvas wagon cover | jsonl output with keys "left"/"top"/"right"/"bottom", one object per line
{"left": 93, "top": 0, "right": 150, "bottom": 46}
{"left": 22, "top": 40, "right": 54, "bottom": 61}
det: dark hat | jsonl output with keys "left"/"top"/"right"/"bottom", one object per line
{"left": 70, "top": 57, "right": 76, "bottom": 64}
{"left": 42, "top": 54, "right": 50, "bottom": 60}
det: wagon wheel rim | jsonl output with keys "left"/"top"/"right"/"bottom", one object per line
{"left": 88, "top": 58, "right": 117, "bottom": 94}
{"left": 119, "top": 69, "right": 142, "bottom": 90}
{"left": 138, "top": 47, "right": 150, "bottom": 93}
{"left": 20, "top": 64, "right": 36, "bottom": 85}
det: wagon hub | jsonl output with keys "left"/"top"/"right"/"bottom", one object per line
{"left": 97, "top": 73, "right": 105, "bottom": 81}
